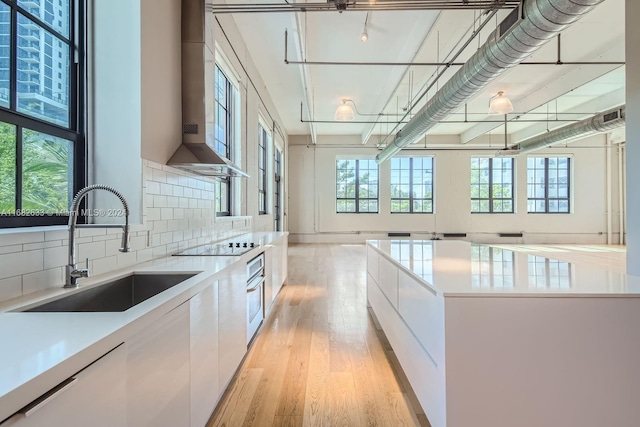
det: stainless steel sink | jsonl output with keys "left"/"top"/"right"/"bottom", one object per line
{"left": 25, "top": 273, "right": 197, "bottom": 312}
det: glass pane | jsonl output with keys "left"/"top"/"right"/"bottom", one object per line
{"left": 0, "top": 3, "right": 10, "bottom": 108}
{"left": 471, "top": 200, "right": 480, "bottom": 213}
{"left": 480, "top": 200, "right": 490, "bottom": 212}
{"left": 0, "top": 122, "right": 16, "bottom": 213}
{"left": 22, "top": 128, "right": 72, "bottom": 213}
{"left": 337, "top": 200, "right": 346, "bottom": 212}
{"left": 346, "top": 200, "right": 356, "bottom": 212}
{"left": 17, "top": 14, "right": 70, "bottom": 127}
{"left": 369, "top": 200, "right": 378, "bottom": 213}
{"left": 19, "top": 0, "right": 70, "bottom": 37}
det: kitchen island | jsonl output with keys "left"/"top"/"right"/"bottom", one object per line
{"left": 366, "top": 239, "right": 640, "bottom": 427}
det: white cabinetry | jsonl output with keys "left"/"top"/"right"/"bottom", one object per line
{"left": 127, "top": 301, "right": 191, "bottom": 427}
{"left": 378, "top": 254, "right": 399, "bottom": 308}
{"left": 218, "top": 262, "right": 247, "bottom": 391}
{"left": 190, "top": 279, "right": 219, "bottom": 427}
{"left": 2, "top": 344, "right": 126, "bottom": 427}
{"left": 271, "top": 237, "right": 287, "bottom": 303}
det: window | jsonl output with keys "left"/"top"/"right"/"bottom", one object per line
{"left": 274, "top": 147, "right": 282, "bottom": 231}
{"left": 0, "top": 0, "right": 83, "bottom": 228}
{"left": 390, "top": 157, "right": 433, "bottom": 213}
{"left": 470, "top": 157, "right": 514, "bottom": 213}
{"left": 527, "top": 157, "right": 570, "bottom": 213}
{"left": 258, "top": 123, "right": 268, "bottom": 215}
{"left": 214, "top": 65, "right": 235, "bottom": 217}
{"left": 336, "top": 159, "right": 378, "bottom": 213}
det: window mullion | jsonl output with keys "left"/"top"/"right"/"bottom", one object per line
{"left": 491, "top": 161, "right": 495, "bottom": 213}
{"left": 355, "top": 160, "right": 359, "bottom": 213}
{"left": 409, "top": 159, "right": 414, "bottom": 213}
{"left": 545, "top": 158, "right": 550, "bottom": 213}
{"left": 9, "top": 3, "right": 16, "bottom": 111}
{"left": 15, "top": 125, "right": 22, "bottom": 210}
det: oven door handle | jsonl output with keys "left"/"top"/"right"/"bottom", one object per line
{"left": 247, "top": 275, "right": 264, "bottom": 293}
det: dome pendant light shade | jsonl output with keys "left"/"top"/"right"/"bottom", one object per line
{"left": 335, "top": 100, "right": 355, "bottom": 121}
{"left": 489, "top": 91, "right": 514, "bottom": 115}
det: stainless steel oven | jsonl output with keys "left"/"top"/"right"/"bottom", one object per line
{"left": 246, "top": 253, "right": 265, "bottom": 344}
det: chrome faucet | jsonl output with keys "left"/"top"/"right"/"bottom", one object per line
{"left": 65, "top": 185, "right": 130, "bottom": 288}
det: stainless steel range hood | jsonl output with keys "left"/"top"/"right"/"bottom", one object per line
{"left": 167, "top": 0, "right": 248, "bottom": 178}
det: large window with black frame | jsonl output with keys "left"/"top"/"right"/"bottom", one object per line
{"left": 470, "top": 157, "right": 514, "bottom": 214}
{"left": 336, "top": 159, "right": 379, "bottom": 213}
{"left": 0, "top": 0, "right": 85, "bottom": 228}
{"left": 390, "top": 156, "right": 433, "bottom": 213}
{"left": 258, "top": 123, "right": 268, "bottom": 215}
{"left": 214, "top": 65, "right": 234, "bottom": 217}
{"left": 527, "top": 157, "right": 571, "bottom": 213}
{"left": 274, "top": 147, "right": 282, "bottom": 231}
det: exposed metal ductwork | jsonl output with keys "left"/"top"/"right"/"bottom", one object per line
{"left": 376, "top": 0, "right": 605, "bottom": 164}
{"left": 503, "top": 105, "right": 626, "bottom": 155}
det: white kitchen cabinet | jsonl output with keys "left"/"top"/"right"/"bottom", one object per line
{"left": 190, "top": 279, "right": 219, "bottom": 427}
{"left": 378, "top": 255, "right": 399, "bottom": 308}
{"left": 397, "top": 269, "right": 445, "bottom": 366}
{"left": 2, "top": 344, "right": 126, "bottom": 427}
{"left": 217, "top": 262, "right": 247, "bottom": 391}
{"left": 271, "top": 240, "right": 283, "bottom": 303}
{"left": 264, "top": 246, "right": 274, "bottom": 312}
{"left": 127, "top": 301, "right": 191, "bottom": 427}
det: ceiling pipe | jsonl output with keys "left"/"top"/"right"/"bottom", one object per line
{"left": 375, "top": 0, "right": 605, "bottom": 164}
{"left": 502, "top": 105, "right": 625, "bottom": 155}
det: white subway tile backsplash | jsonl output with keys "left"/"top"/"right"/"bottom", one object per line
{"left": 0, "top": 159, "right": 252, "bottom": 302}
{"left": 0, "top": 245, "right": 23, "bottom": 255}
{"left": 92, "top": 256, "right": 118, "bottom": 276}
{"left": 0, "top": 250, "right": 44, "bottom": 279}
{"left": 161, "top": 208, "right": 174, "bottom": 221}
{"left": 22, "top": 267, "right": 64, "bottom": 294}
{"left": 0, "top": 231, "right": 45, "bottom": 246}
{"left": 146, "top": 181, "right": 161, "bottom": 195}
{"left": 23, "top": 241, "right": 62, "bottom": 251}
{"left": 43, "top": 246, "right": 68, "bottom": 270}
{"left": 0, "top": 276, "right": 22, "bottom": 301}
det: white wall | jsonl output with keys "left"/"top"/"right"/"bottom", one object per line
{"left": 288, "top": 134, "right": 623, "bottom": 244}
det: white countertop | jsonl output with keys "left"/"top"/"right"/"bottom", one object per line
{"left": 0, "top": 232, "right": 287, "bottom": 422}
{"left": 368, "top": 239, "right": 640, "bottom": 297}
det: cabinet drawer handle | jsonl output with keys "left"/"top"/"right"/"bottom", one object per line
{"left": 20, "top": 377, "right": 78, "bottom": 417}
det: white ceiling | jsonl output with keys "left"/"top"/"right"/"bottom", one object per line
{"left": 228, "top": 0, "right": 626, "bottom": 146}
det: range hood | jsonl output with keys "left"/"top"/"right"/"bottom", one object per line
{"left": 167, "top": 0, "right": 248, "bottom": 178}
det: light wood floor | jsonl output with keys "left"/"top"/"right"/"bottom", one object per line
{"left": 208, "top": 243, "right": 430, "bottom": 427}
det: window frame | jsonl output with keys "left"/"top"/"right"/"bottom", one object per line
{"left": 274, "top": 145, "right": 282, "bottom": 231}
{"left": 0, "top": 0, "right": 86, "bottom": 229}
{"left": 527, "top": 157, "right": 571, "bottom": 214}
{"left": 214, "top": 64, "right": 234, "bottom": 217}
{"left": 390, "top": 156, "right": 434, "bottom": 214}
{"left": 470, "top": 157, "right": 515, "bottom": 214}
{"left": 336, "top": 158, "right": 379, "bottom": 214}
{"left": 257, "top": 122, "right": 268, "bottom": 215}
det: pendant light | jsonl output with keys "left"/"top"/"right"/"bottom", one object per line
{"left": 488, "top": 91, "right": 514, "bottom": 115}
{"left": 334, "top": 99, "right": 355, "bottom": 121}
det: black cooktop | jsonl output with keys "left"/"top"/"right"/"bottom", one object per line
{"left": 174, "top": 241, "right": 258, "bottom": 256}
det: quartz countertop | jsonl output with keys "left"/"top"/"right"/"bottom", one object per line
{"left": 0, "top": 231, "right": 287, "bottom": 422}
{"left": 368, "top": 239, "right": 640, "bottom": 297}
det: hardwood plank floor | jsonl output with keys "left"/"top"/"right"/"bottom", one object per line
{"left": 208, "top": 243, "right": 428, "bottom": 427}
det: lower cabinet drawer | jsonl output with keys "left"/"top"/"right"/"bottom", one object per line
{"left": 2, "top": 344, "right": 126, "bottom": 427}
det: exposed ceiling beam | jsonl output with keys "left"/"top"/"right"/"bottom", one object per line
{"left": 288, "top": 11, "right": 317, "bottom": 144}
{"left": 460, "top": 39, "right": 624, "bottom": 144}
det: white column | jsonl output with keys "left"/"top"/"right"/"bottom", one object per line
{"left": 626, "top": 0, "right": 640, "bottom": 274}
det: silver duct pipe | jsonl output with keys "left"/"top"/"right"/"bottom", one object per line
{"left": 509, "top": 106, "right": 625, "bottom": 154}
{"left": 376, "top": 0, "right": 605, "bottom": 164}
